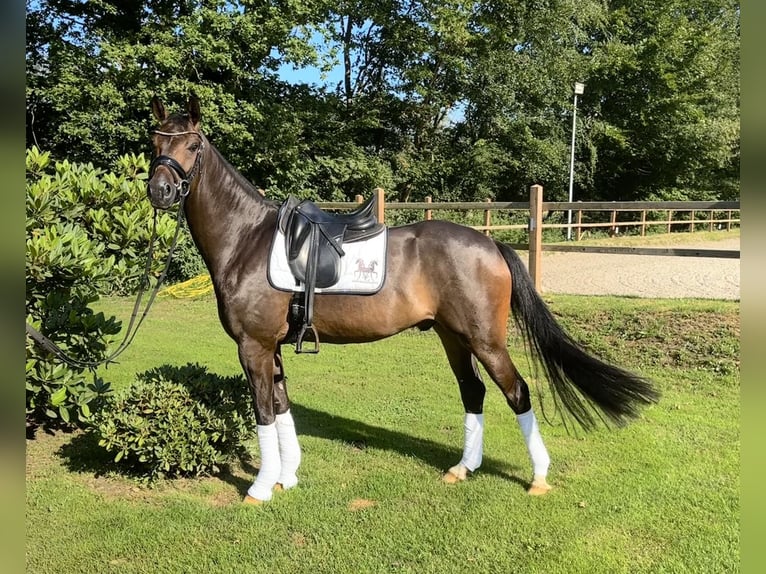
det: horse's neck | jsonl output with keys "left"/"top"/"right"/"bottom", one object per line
{"left": 183, "top": 145, "right": 275, "bottom": 278}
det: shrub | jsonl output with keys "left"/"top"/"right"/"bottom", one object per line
{"left": 92, "top": 364, "right": 256, "bottom": 480}
{"left": 26, "top": 146, "right": 206, "bottom": 295}
{"left": 26, "top": 149, "right": 124, "bottom": 426}
{"left": 25, "top": 147, "right": 202, "bottom": 428}
{"left": 25, "top": 287, "right": 118, "bottom": 427}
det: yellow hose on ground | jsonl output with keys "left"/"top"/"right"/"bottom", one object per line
{"left": 159, "top": 274, "right": 214, "bottom": 298}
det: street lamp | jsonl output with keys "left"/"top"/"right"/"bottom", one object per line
{"left": 567, "top": 81, "right": 585, "bottom": 241}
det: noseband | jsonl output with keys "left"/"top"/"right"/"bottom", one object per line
{"left": 148, "top": 130, "right": 204, "bottom": 202}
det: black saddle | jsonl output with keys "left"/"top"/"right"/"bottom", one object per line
{"left": 277, "top": 193, "right": 385, "bottom": 353}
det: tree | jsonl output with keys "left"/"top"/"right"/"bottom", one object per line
{"left": 587, "top": 0, "right": 740, "bottom": 200}
{"left": 448, "top": 0, "right": 608, "bottom": 201}
{"left": 26, "top": 0, "right": 740, "bottom": 204}
{"left": 27, "top": 0, "right": 317, "bottom": 183}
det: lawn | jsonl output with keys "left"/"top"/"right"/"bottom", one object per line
{"left": 26, "top": 293, "right": 740, "bottom": 574}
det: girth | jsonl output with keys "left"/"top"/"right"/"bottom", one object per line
{"left": 277, "top": 193, "right": 384, "bottom": 352}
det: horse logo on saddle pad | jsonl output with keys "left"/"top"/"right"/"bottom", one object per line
{"left": 268, "top": 193, "right": 387, "bottom": 352}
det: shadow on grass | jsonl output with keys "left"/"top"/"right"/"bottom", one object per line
{"left": 56, "top": 363, "right": 526, "bottom": 493}
{"left": 288, "top": 403, "right": 526, "bottom": 487}
{"left": 58, "top": 431, "right": 118, "bottom": 477}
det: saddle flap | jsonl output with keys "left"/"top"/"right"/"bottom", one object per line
{"left": 277, "top": 195, "right": 300, "bottom": 234}
{"left": 288, "top": 229, "right": 344, "bottom": 288}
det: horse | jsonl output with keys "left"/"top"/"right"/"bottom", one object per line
{"left": 146, "top": 95, "right": 658, "bottom": 504}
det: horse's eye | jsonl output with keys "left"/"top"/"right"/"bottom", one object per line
{"left": 189, "top": 142, "right": 200, "bottom": 152}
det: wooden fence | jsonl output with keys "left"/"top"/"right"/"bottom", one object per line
{"left": 318, "top": 185, "right": 740, "bottom": 291}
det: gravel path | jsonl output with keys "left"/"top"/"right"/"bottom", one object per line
{"left": 532, "top": 237, "right": 740, "bottom": 300}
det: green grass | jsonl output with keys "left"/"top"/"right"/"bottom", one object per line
{"left": 27, "top": 293, "right": 740, "bottom": 574}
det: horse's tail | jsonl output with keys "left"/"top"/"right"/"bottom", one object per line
{"left": 493, "top": 241, "right": 659, "bottom": 430}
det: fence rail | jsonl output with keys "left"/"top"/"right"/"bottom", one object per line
{"left": 540, "top": 245, "right": 738, "bottom": 258}
{"left": 317, "top": 186, "right": 740, "bottom": 291}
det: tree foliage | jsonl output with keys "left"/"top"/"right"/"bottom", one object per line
{"left": 26, "top": 0, "right": 739, "bottom": 203}
{"left": 587, "top": 0, "right": 740, "bottom": 200}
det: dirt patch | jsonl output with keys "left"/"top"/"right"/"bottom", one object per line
{"left": 536, "top": 237, "right": 740, "bottom": 300}
{"left": 348, "top": 498, "right": 377, "bottom": 511}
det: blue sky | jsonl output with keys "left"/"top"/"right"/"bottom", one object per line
{"left": 277, "top": 61, "right": 344, "bottom": 90}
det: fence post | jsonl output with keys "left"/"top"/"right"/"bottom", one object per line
{"left": 484, "top": 198, "right": 492, "bottom": 236}
{"left": 425, "top": 196, "right": 432, "bottom": 221}
{"left": 641, "top": 210, "right": 647, "bottom": 236}
{"left": 575, "top": 209, "right": 582, "bottom": 241}
{"left": 355, "top": 194, "right": 363, "bottom": 205}
{"left": 690, "top": 210, "right": 695, "bottom": 233}
{"left": 667, "top": 210, "right": 673, "bottom": 234}
{"left": 727, "top": 210, "right": 732, "bottom": 231}
{"left": 374, "top": 187, "right": 385, "bottom": 224}
{"left": 528, "top": 184, "right": 543, "bottom": 293}
{"left": 709, "top": 210, "right": 714, "bottom": 232}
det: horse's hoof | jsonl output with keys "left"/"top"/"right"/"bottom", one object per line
{"left": 274, "top": 483, "right": 284, "bottom": 492}
{"left": 443, "top": 464, "right": 469, "bottom": 484}
{"left": 243, "top": 495, "right": 265, "bottom": 505}
{"left": 442, "top": 471, "right": 462, "bottom": 484}
{"left": 527, "top": 476, "right": 553, "bottom": 496}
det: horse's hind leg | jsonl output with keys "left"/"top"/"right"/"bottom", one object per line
{"left": 272, "top": 346, "right": 301, "bottom": 491}
{"left": 435, "top": 326, "right": 487, "bottom": 484}
{"left": 473, "top": 339, "right": 552, "bottom": 495}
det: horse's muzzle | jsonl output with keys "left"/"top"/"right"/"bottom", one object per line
{"left": 147, "top": 174, "right": 180, "bottom": 210}
{"left": 147, "top": 155, "right": 192, "bottom": 209}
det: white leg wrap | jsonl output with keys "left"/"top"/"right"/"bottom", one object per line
{"left": 247, "top": 423, "right": 281, "bottom": 501}
{"left": 460, "top": 412, "right": 484, "bottom": 472}
{"left": 275, "top": 409, "right": 301, "bottom": 489}
{"left": 516, "top": 409, "right": 550, "bottom": 477}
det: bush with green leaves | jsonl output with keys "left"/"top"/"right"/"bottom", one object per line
{"left": 26, "top": 147, "right": 187, "bottom": 294}
{"left": 92, "top": 364, "right": 256, "bottom": 480}
{"left": 25, "top": 147, "right": 199, "bottom": 428}
{"left": 25, "top": 173, "right": 121, "bottom": 426}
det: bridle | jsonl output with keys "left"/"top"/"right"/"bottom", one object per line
{"left": 25, "top": 129, "right": 206, "bottom": 370}
{"left": 148, "top": 129, "right": 205, "bottom": 202}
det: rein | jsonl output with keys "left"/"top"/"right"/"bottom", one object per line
{"left": 26, "top": 129, "right": 204, "bottom": 369}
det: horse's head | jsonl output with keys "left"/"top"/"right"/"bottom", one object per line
{"left": 147, "top": 95, "right": 205, "bottom": 210}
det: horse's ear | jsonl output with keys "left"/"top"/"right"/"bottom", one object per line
{"left": 151, "top": 96, "right": 167, "bottom": 122}
{"left": 187, "top": 93, "right": 201, "bottom": 126}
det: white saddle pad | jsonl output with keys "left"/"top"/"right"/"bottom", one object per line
{"left": 267, "top": 228, "right": 387, "bottom": 294}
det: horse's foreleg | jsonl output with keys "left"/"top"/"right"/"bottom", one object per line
{"left": 436, "top": 327, "right": 487, "bottom": 484}
{"left": 238, "top": 339, "right": 282, "bottom": 503}
{"left": 273, "top": 347, "right": 301, "bottom": 490}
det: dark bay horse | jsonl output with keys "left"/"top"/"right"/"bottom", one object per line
{"left": 146, "top": 95, "right": 658, "bottom": 504}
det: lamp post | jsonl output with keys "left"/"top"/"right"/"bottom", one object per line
{"left": 567, "top": 81, "right": 585, "bottom": 241}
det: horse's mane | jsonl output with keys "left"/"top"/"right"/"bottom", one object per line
{"left": 207, "top": 141, "right": 273, "bottom": 203}
{"left": 162, "top": 112, "right": 277, "bottom": 208}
